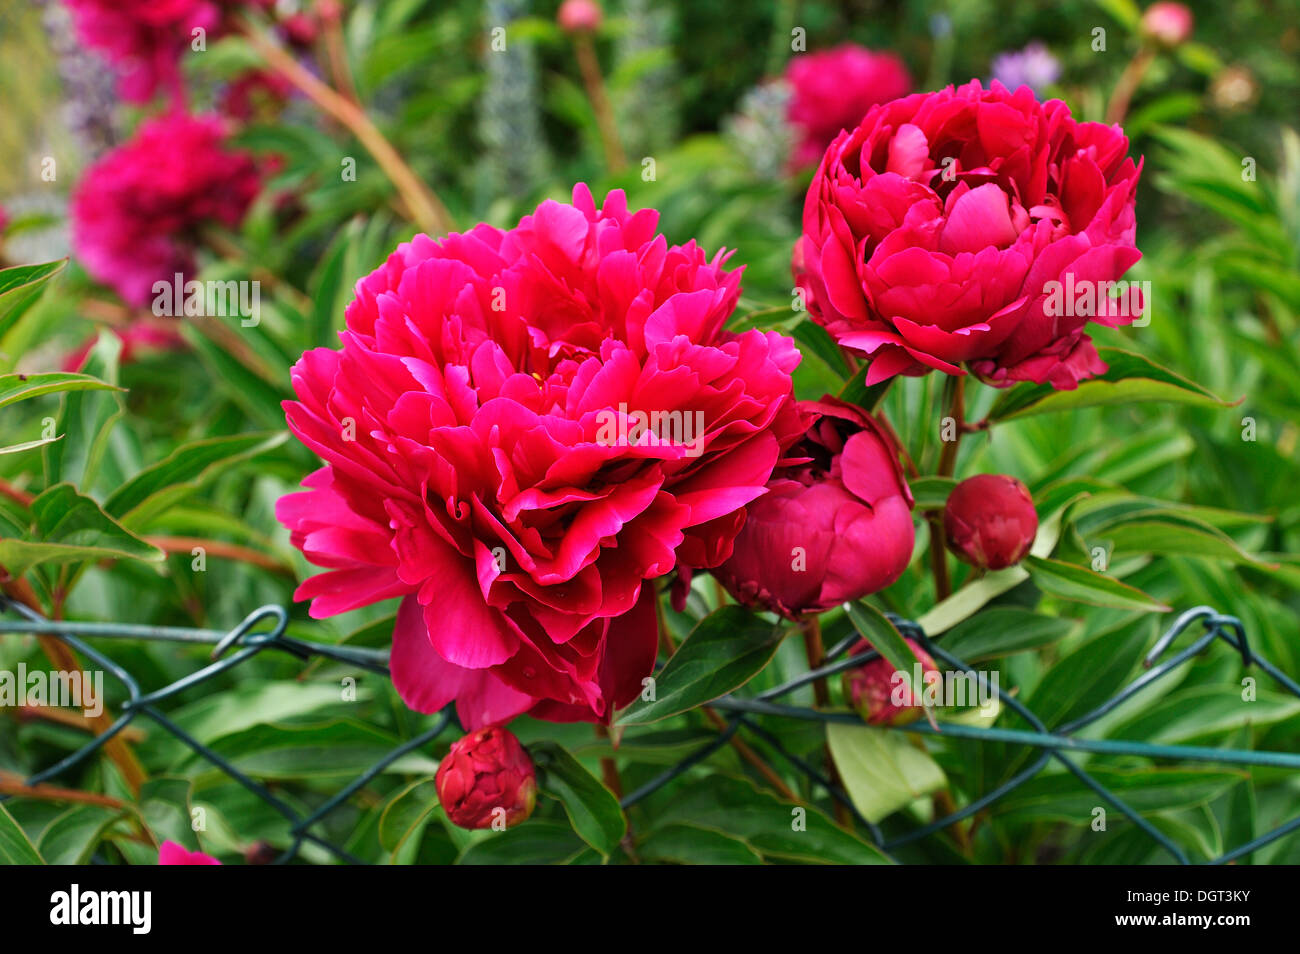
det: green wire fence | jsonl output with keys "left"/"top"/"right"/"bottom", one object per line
{"left": 3, "top": 595, "right": 1299, "bottom": 864}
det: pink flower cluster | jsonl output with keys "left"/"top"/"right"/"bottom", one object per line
{"left": 279, "top": 185, "right": 803, "bottom": 727}
{"left": 71, "top": 112, "right": 261, "bottom": 307}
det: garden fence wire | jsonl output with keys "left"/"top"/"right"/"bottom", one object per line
{"left": 3, "top": 595, "right": 1300, "bottom": 865}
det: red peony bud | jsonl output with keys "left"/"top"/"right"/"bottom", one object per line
{"left": 436, "top": 726, "right": 538, "bottom": 831}
{"left": 712, "top": 396, "right": 915, "bottom": 619}
{"left": 1140, "top": 2, "right": 1193, "bottom": 47}
{"left": 843, "top": 638, "right": 938, "bottom": 726}
{"left": 943, "top": 474, "right": 1038, "bottom": 570}
{"left": 281, "top": 13, "right": 320, "bottom": 49}
{"left": 243, "top": 841, "right": 278, "bottom": 865}
{"left": 557, "top": 0, "right": 603, "bottom": 33}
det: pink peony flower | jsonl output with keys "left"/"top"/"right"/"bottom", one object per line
{"left": 278, "top": 185, "right": 803, "bottom": 727}
{"left": 795, "top": 80, "right": 1143, "bottom": 390}
{"left": 784, "top": 44, "right": 912, "bottom": 169}
{"left": 944, "top": 473, "right": 1038, "bottom": 570}
{"left": 158, "top": 840, "right": 221, "bottom": 865}
{"left": 713, "top": 396, "right": 914, "bottom": 618}
{"left": 436, "top": 726, "right": 538, "bottom": 830}
{"left": 63, "top": 0, "right": 259, "bottom": 104}
{"left": 71, "top": 112, "right": 261, "bottom": 307}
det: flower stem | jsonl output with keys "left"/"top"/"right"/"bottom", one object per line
{"left": 801, "top": 616, "right": 829, "bottom": 708}
{"left": 572, "top": 33, "right": 627, "bottom": 173}
{"left": 928, "top": 375, "right": 966, "bottom": 601}
{"left": 0, "top": 771, "right": 130, "bottom": 810}
{"left": 236, "top": 16, "right": 455, "bottom": 235}
{"left": 802, "top": 615, "right": 852, "bottom": 825}
{"left": 1105, "top": 47, "right": 1155, "bottom": 125}
{"left": 145, "top": 536, "right": 294, "bottom": 575}
{"left": 0, "top": 577, "right": 147, "bottom": 793}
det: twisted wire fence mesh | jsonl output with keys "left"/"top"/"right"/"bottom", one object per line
{"left": 3, "top": 595, "right": 1299, "bottom": 865}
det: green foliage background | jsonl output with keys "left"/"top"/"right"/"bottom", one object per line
{"left": 0, "top": 0, "right": 1297, "bottom": 865}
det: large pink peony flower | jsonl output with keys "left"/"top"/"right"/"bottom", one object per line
{"left": 785, "top": 44, "right": 912, "bottom": 169}
{"left": 71, "top": 112, "right": 261, "bottom": 308}
{"left": 795, "top": 80, "right": 1143, "bottom": 390}
{"left": 278, "top": 185, "right": 803, "bottom": 727}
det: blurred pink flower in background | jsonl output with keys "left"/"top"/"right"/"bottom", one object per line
{"left": 71, "top": 112, "right": 261, "bottom": 307}
{"left": 158, "top": 840, "right": 220, "bottom": 865}
{"left": 557, "top": 0, "right": 603, "bottom": 34}
{"left": 713, "top": 396, "right": 914, "bottom": 618}
{"left": 278, "top": 185, "right": 803, "bottom": 728}
{"left": 63, "top": 0, "right": 230, "bottom": 104}
{"left": 784, "top": 44, "right": 911, "bottom": 169}
{"left": 1141, "top": 2, "right": 1194, "bottom": 47}
{"left": 795, "top": 80, "right": 1143, "bottom": 390}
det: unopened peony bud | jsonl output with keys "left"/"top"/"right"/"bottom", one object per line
{"left": 244, "top": 841, "right": 278, "bottom": 865}
{"left": 1140, "top": 2, "right": 1193, "bottom": 47}
{"left": 713, "top": 397, "right": 915, "bottom": 619}
{"left": 557, "top": 0, "right": 603, "bottom": 34}
{"left": 943, "top": 474, "right": 1038, "bottom": 570}
{"left": 436, "top": 726, "right": 538, "bottom": 830}
{"left": 843, "top": 638, "right": 938, "bottom": 726}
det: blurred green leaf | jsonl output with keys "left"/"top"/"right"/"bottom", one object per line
{"left": 0, "top": 804, "right": 44, "bottom": 864}
{"left": 940, "top": 608, "right": 1080, "bottom": 662}
{"left": 0, "top": 371, "right": 119, "bottom": 409}
{"left": 105, "top": 431, "right": 288, "bottom": 527}
{"left": 0, "top": 483, "right": 163, "bottom": 576}
{"left": 827, "top": 723, "right": 946, "bottom": 824}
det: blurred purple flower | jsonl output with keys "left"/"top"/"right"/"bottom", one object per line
{"left": 989, "top": 42, "right": 1061, "bottom": 95}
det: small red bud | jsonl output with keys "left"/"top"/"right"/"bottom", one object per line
{"left": 943, "top": 474, "right": 1038, "bottom": 570}
{"left": 435, "top": 726, "right": 538, "bottom": 831}
{"left": 842, "top": 638, "right": 939, "bottom": 726}
{"left": 557, "top": 0, "right": 603, "bottom": 34}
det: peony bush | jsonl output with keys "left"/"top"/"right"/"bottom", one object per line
{"left": 1, "top": 0, "right": 1297, "bottom": 869}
